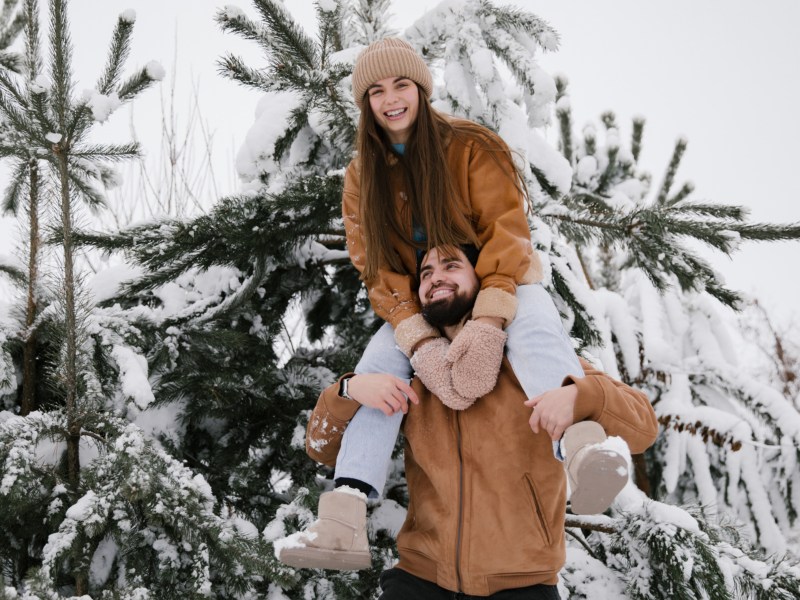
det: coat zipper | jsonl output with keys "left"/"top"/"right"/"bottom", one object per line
{"left": 455, "top": 411, "right": 464, "bottom": 592}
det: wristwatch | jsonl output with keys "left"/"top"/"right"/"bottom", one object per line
{"left": 339, "top": 375, "right": 355, "bottom": 400}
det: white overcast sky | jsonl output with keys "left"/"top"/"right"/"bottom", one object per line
{"left": 4, "top": 0, "right": 799, "bottom": 324}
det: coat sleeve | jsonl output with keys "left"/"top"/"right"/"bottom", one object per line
{"left": 342, "top": 160, "right": 438, "bottom": 355}
{"left": 465, "top": 132, "right": 544, "bottom": 327}
{"left": 566, "top": 358, "right": 659, "bottom": 454}
{"left": 305, "top": 374, "right": 362, "bottom": 467}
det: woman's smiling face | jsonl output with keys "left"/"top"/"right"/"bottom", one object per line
{"left": 367, "top": 76, "right": 420, "bottom": 144}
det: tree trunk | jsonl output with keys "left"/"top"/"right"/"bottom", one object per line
{"left": 55, "top": 146, "right": 80, "bottom": 488}
{"left": 21, "top": 159, "right": 40, "bottom": 416}
{"left": 56, "top": 143, "right": 87, "bottom": 596}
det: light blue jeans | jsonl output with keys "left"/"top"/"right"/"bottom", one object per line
{"left": 334, "top": 283, "right": 584, "bottom": 496}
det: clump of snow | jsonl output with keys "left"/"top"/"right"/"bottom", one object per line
{"left": 317, "top": 0, "right": 337, "bottom": 12}
{"left": 120, "top": 9, "right": 136, "bottom": 23}
{"left": 89, "top": 536, "right": 119, "bottom": 587}
{"left": 145, "top": 60, "right": 166, "bottom": 81}
{"left": 66, "top": 490, "right": 99, "bottom": 522}
{"left": 45, "top": 132, "right": 62, "bottom": 144}
{"left": 111, "top": 345, "right": 154, "bottom": 410}
{"left": 86, "top": 91, "right": 121, "bottom": 123}
{"left": 368, "top": 499, "right": 407, "bottom": 538}
{"left": 30, "top": 74, "right": 51, "bottom": 94}
{"left": 236, "top": 90, "right": 303, "bottom": 181}
{"left": 576, "top": 155, "right": 597, "bottom": 185}
{"left": 223, "top": 5, "right": 246, "bottom": 20}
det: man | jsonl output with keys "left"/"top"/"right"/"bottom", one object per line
{"left": 294, "top": 246, "right": 658, "bottom": 598}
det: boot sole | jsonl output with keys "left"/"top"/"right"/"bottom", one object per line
{"left": 570, "top": 450, "right": 628, "bottom": 515}
{"left": 278, "top": 546, "right": 371, "bottom": 571}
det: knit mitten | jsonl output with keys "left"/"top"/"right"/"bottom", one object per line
{"left": 410, "top": 338, "right": 478, "bottom": 410}
{"left": 446, "top": 320, "right": 508, "bottom": 399}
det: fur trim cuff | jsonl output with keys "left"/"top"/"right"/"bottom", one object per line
{"left": 395, "top": 313, "right": 440, "bottom": 357}
{"left": 472, "top": 288, "right": 518, "bottom": 327}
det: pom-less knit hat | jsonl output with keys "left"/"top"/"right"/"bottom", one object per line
{"left": 351, "top": 38, "right": 433, "bottom": 108}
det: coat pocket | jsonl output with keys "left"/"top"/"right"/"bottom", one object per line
{"left": 524, "top": 474, "right": 553, "bottom": 547}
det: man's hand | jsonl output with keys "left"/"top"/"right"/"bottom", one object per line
{"left": 524, "top": 384, "right": 578, "bottom": 441}
{"left": 347, "top": 374, "right": 419, "bottom": 416}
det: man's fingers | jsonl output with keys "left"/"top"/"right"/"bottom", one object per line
{"left": 529, "top": 410, "right": 541, "bottom": 434}
{"left": 391, "top": 389, "right": 409, "bottom": 414}
{"left": 396, "top": 380, "right": 419, "bottom": 405}
{"left": 523, "top": 395, "right": 540, "bottom": 407}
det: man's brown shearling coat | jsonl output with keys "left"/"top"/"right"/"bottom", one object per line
{"left": 305, "top": 358, "right": 658, "bottom": 596}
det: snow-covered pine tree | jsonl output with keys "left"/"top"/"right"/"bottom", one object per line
{"left": 1, "top": 2, "right": 275, "bottom": 598}
{"left": 70, "top": 0, "right": 800, "bottom": 597}
{"left": 545, "top": 79, "right": 800, "bottom": 597}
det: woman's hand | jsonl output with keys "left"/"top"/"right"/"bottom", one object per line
{"left": 445, "top": 320, "right": 507, "bottom": 398}
{"left": 347, "top": 374, "right": 419, "bottom": 416}
{"left": 524, "top": 384, "right": 578, "bottom": 441}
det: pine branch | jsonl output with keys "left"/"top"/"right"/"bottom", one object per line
{"left": 555, "top": 77, "right": 573, "bottom": 163}
{"left": 595, "top": 145, "right": 619, "bottom": 195}
{"left": 70, "top": 142, "right": 140, "bottom": 161}
{"left": 2, "top": 156, "right": 27, "bottom": 214}
{"left": 96, "top": 13, "right": 134, "bottom": 94}
{"left": 30, "top": 86, "right": 56, "bottom": 133}
{"left": 24, "top": 0, "right": 42, "bottom": 81}
{"left": 214, "top": 6, "right": 274, "bottom": 53}
{"left": 0, "top": 67, "right": 29, "bottom": 108}
{"left": 217, "top": 53, "right": 273, "bottom": 91}
{"left": 631, "top": 116, "right": 645, "bottom": 163}
{"left": 252, "top": 0, "right": 317, "bottom": 70}
{"left": 0, "top": 260, "right": 25, "bottom": 284}
{"left": 0, "top": 48, "right": 21, "bottom": 71}
{"left": 316, "top": 0, "right": 343, "bottom": 67}
{"left": 273, "top": 101, "right": 310, "bottom": 163}
{"left": 49, "top": 0, "right": 73, "bottom": 133}
{"left": 478, "top": 0, "right": 559, "bottom": 51}
{"left": 65, "top": 168, "right": 106, "bottom": 208}
{"left": 115, "top": 65, "right": 158, "bottom": 101}
{"left": 726, "top": 220, "right": 800, "bottom": 242}
{"left": 667, "top": 181, "right": 694, "bottom": 205}
{"left": 656, "top": 137, "right": 687, "bottom": 205}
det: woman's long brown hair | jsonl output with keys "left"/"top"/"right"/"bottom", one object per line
{"left": 356, "top": 85, "right": 527, "bottom": 282}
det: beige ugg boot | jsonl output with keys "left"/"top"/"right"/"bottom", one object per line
{"left": 276, "top": 489, "right": 371, "bottom": 570}
{"left": 563, "top": 421, "right": 628, "bottom": 515}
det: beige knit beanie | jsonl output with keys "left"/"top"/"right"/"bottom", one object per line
{"left": 351, "top": 38, "right": 433, "bottom": 108}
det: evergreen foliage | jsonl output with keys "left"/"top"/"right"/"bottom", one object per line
{"left": 1, "top": 0, "right": 798, "bottom": 597}
{"left": 0, "top": 2, "right": 267, "bottom": 597}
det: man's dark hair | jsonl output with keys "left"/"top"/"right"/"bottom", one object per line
{"left": 415, "top": 243, "right": 479, "bottom": 281}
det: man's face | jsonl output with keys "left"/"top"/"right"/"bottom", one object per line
{"left": 418, "top": 247, "right": 479, "bottom": 328}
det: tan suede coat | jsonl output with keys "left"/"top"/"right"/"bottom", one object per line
{"left": 306, "top": 358, "right": 658, "bottom": 595}
{"left": 342, "top": 119, "right": 542, "bottom": 352}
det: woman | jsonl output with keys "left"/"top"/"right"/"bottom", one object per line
{"left": 276, "top": 38, "right": 625, "bottom": 572}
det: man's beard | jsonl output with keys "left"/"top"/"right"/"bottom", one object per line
{"left": 421, "top": 287, "right": 479, "bottom": 329}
